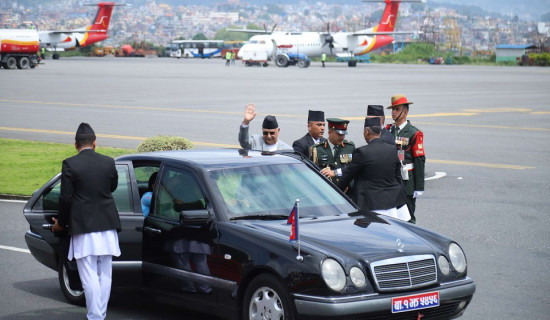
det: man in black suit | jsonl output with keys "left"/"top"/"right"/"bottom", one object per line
{"left": 367, "top": 105, "right": 395, "bottom": 145}
{"left": 52, "top": 123, "right": 121, "bottom": 320}
{"left": 292, "top": 110, "right": 326, "bottom": 157}
{"left": 337, "top": 118, "right": 410, "bottom": 221}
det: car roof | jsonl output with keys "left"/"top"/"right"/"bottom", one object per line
{"left": 116, "top": 149, "right": 302, "bottom": 170}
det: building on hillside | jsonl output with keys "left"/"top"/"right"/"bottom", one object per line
{"left": 495, "top": 44, "right": 536, "bottom": 63}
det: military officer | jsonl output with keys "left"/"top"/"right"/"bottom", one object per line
{"left": 312, "top": 118, "right": 355, "bottom": 184}
{"left": 386, "top": 94, "right": 426, "bottom": 224}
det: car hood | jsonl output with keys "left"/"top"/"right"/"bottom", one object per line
{"left": 246, "top": 213, "right": 436, "bottom": 262}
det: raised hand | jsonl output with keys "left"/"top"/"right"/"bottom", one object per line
{"left": 243, "top": 103, "right": 257, "bottom": 125}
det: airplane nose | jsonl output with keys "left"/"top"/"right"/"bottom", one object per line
{"left": 237, "top": 47, "right": 245, "bottom": 58}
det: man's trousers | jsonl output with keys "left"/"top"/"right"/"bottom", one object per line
{"left": 76, "top": 255, "right": 113, "bottom": 320}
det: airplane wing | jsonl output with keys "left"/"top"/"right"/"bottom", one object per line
{"left": 351, "top": 31, "right": 423, "bottom": 36}
{"left": 49, "top": 30, "right": 107, "bottom": 34}
{"left": 227, "top": 28, "right": 270, "bottom": 34}
{"left": 228, "top": 24, "right": 278, "bottom": 34}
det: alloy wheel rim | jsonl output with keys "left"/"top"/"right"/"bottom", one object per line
{"left": 249, "top": 286, "right": 284, "bottom": 320}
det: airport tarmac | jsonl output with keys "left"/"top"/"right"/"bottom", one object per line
{"left": 1, "top": 57, "right": 550, "bottom": 319}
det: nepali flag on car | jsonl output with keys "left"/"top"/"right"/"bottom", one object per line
{"left": 287, "top": 202, "right": 298, "bottom": 242}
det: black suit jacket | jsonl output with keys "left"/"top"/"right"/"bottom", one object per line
{"left": 381, "top": 129, "right": 395, "bottom": 145}
{"left": 292, "top": 133, "right": 326, "bottom": 157}
{"left": 58, "top": 149, "right": 120, "bottom": 235}
{"left": 338, "top": 139, "right": 406, "bottom": 211}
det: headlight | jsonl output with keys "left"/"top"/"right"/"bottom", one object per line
{"left": 321, "top": 258, "right": 346, "bottom": 291}
{"left": 350, "top": 267, "right": 366, "bottom": 288}
{"left": 449, "top": 243, "right": 467, "bottom": 273}
{"left": 438, "top": 255, "right": 450, "bottom": 275}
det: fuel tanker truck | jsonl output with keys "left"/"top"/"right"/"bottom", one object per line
{"left": 0, "top": 29, "right": 40, "bottom": 69}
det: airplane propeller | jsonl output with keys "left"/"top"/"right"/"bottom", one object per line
{"left": 321, "top": 23, "right": 335, "bottom": 55}
{"left": 263, "top": 24, "right": 278, "bottom": 34}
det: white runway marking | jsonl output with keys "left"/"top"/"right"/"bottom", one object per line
{"left": 0, "top": 245, "right": 30, "bottom": 254}
{"left": 426, "top": 172, "right": 447, "bottom": 181}
{"left": 0, "top": 199, "right": 27, "bottom": 203}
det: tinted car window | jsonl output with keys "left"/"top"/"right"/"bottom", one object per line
{"left": 208, "top": 163, "right": 355, "bottom": 218}
{"left": 32, "top": 180, "right": 61, "bottom": 211}
{"left": 134, "top": 166, "right": 159, "bottom": 198}
{"left": 113, "top": 165, "right": 133, "bottom": 213}
{"left": 155, "top": 167, "right": 206, "bottom": 220}
{"left": 33, "top": 166, "right": 133, "bottom": 213}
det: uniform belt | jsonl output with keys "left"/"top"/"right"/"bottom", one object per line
{"left": 403, "top": 163, "right": 414, "bottom": 171}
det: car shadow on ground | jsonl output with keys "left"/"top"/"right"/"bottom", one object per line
{"left": 10, "top": 279, "right": 220, "bottom": 320}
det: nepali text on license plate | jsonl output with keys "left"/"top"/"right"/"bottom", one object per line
{"left": 392, "top": 291, "right": 440, "bottom": 313}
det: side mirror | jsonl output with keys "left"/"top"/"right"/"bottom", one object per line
{"left": 179, "top": 209, "right": 211, "bottom": 227}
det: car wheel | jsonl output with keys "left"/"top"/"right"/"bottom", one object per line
{"left": 6, "top": 56, "right": 17, "bottom": 69}
{"left": 58, "top": 260, "right": 85, "bottom": 306}
{"left": 275, "top": 55, "right": 289, "bottom": 67}
{"left": 17, "top": 56, "right": 30, "bottom": 69}
{"left": 243, "top": 274, "right": 295, "bottom": 320}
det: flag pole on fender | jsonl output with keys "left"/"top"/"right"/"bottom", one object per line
{"left": 287, "top": 199, "right": 303, "bottom": 262}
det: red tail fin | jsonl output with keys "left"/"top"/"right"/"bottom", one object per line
{"left": 89, "top": 2, "right": 115, "bottom": 32}
{"left": 377, "top": 0, "right": 401, "bottom": 32}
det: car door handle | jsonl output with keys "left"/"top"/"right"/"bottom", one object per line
{"left": 144, "top": 226, "right": 162, "bottom": 234}
{"left": 42, "top": 223, "right": 54, "bottom": 230}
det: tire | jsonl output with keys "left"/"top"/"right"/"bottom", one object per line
{"left": 275, "top": 55, "right": 289, "bottom": 67}
{"left": 242, "top": 274, "right": 295, "bottom": 320}
{"left": 17, "top": 56, "right": 30, "bottom": 69}
{"left": 263, "top": 63, "right": 268, "bottom": 67}
{"left": 6, "top": 56, "right": 17, "bottom": 69}
{"left": 58, "top": 260, "right": 85, "bottom": 306}
{"left": 52, "top": 53, "right": 60, "bottom": 60}
{"left": 348, "top": 60, "right": 357, "bottom": 67}
{"left": 297, "top": 60, "right": 307, "bottom": 68}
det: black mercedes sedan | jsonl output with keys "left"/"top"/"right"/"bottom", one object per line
{"left": 24, "top": 149, "right": 475, "bottom": 320}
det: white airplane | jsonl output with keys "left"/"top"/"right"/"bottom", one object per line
{"left": 230, "top": 0, "right": 424, "bottom": 67}
{"left": 38, "top": 2, "right": 124, "bottom": 59}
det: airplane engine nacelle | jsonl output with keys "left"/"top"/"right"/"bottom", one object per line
{"left": 60, "top": 36, "right": 78, "bottom": 48}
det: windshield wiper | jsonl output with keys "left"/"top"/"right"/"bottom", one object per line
{"left": 230, "top": 215, "right": 290, "bottom": 221}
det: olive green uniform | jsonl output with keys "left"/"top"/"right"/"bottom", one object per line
{"left": 387, "top": 120, "right": 425, "bottom": 223}
{"left": 310, "top": 140, "right": 355, "bottom": 184}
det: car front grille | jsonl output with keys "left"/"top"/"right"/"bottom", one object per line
{"left": 370, "top": 255, "right": 437, "bottom": 292}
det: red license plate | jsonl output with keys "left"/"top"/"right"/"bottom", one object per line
{"left": 392, "top": 291, "right": 440, "bottom": 313}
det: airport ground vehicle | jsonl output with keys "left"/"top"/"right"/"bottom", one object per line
{"left": 337, "top": 54, "right": 371, "bottom": 65}
{"left": 168, "top": 40, "right": 224, "bottom": 58}
{"left": 240, "top": 45, "right": 268, "bottom": 67}
{"left": 24, "top": 149, "right": 475, "bottom": 319}
{"left": 275, "top": 52, "right": 311, "bottom": 68}
{"left": 0, "top": 29, "right": 40, "bottom": 69}
{"left": 221, "top": 40, "right": 245, "bottom": 60}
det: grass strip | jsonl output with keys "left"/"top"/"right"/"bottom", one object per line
{"left": 0, "top": 138, "right": 133, "bottom": 196}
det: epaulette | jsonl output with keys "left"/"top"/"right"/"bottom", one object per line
{"left": 409, "top": 124, "right": 421, "bottom": 134}
{"left": 312, "top": 141, "right": 326, "bottom": 149}
{"left": 343, "top": 140, "right": 355, "bottom": 147}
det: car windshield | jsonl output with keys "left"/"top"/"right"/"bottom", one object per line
{"left": 207, "top": 163, "right": 356, "bottom": 219}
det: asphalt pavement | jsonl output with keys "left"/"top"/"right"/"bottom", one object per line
{"left": 1, "top": 57, "right": 549, "bottom": 319}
